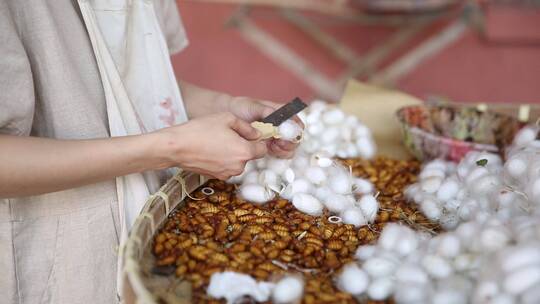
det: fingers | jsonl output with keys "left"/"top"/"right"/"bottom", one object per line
{"left": 226, "top": 113, "right": 296, "bottom": 160}
{"left": 229, "top": 98, "right": 276, "bottom": 122}
{"left": 220, "top": 142, "right": 266, "bottom": 179}
{"left": 275, "top": 139, "right": 296, "bottom": 151}
{"left": 269, "top": 144, "right": 294, "bottom": 159}
{"left": 202, "top": 164, "right": 246, "bottom": 181}
{"left": 228, "top": 119, "right": 269, "bottom": 158}
{"left": 229, "top": 116, "right": 261, "bottom": 140}
{"left": 260, "top": 105, "right": 275, "bottom": 119}
{"left": 248, "top": 102, "right": 274, "bottom": 122}
{"left": 251, "top": 141, "right": 268, "bottom": 158}
{"left": 292, "top": 115, "right": 305, "bottom": 128}
{"left": 260, "top": 100, "right": 305, "bottom": 129}
{"left": 230, "top": 99, "right": 306, "bottom": 130}
{"left": 259, "top": 100, "right": 282, "bottom": 110}
{"left": 268, "top": 139, "right": 295, "bottom": 159}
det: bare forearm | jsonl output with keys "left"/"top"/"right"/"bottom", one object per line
{"left": 178, "top": 80, "right": 275, "bottom": 124}
{"left": 0, "top": 134, "right": 169, "bottom": 198}
{"left": 178, "top": 80, "right": 232, "bottom": 118}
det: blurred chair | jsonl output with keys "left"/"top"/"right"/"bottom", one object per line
{"left": 353, "top": 0, "right": 460, "bottom": 12}
{"left": 482, "top": 0, "right": 540, "bottom": 45}
{"left": 190, "top": 0, "right": 469, "bottom": 101}
{"left": 189, "top": 0, "right": 355, "bottom": 15}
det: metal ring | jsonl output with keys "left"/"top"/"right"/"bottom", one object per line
{"left": 328, "top": 216, "right": 342, "bottom": 224}
{"left": 201, "top": 187, "right": 215, "bottom": 196}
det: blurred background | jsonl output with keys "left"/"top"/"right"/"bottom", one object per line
{"left": 171, "top": 0, "right": 540, "bottom": 104}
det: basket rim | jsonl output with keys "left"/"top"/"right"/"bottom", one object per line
{"left": 395, "top": 104, "right": 517, "bottom": 151}
{"left": 122, "top": 171, "right": 207, "bottom": 304}
{"left": 405, "top": 124, "right": 499, "bottom": 152}
{"left": 396, "top": 103, "right": 521, "bottom": 124}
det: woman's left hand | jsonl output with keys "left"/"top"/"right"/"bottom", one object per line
{"left": 227, "top": 96, "right": 304, "bottom": 159}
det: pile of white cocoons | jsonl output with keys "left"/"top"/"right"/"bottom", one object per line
{"left": 343, "top": 217, "right": 540, "bottom": 303}
{"left": 335, "top": 125, "right": 540, "bottom": 303}
{"left": 207, "top": 272, "right": 275, "bottom": 304}
{"left": 338, "top": 223, "right": 426, "bottom": 302}
{"left": 219, "top": 101, "right": 540, "bottom": 303}
{"left": 210, "top": 101, "right": 381, "bottom": 302}
{"left": 208, "top": 272, "right": 304, "bottom": 304}
{"left": 232, "top": 151, "right": 378, "bottom": 226}
{"left": 298, "top": 100, "right": 376, "bottom": 159}
{"left": 407, "top": 125, "right": 540, "bottom": 228}
{"left": 229, "top": 100, "right": 380, "bottom": 225}
{"left": 404, "top": 151, "right": 505, "bottom": 229}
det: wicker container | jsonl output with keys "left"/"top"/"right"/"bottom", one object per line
{"left": 121, "top": 171, "right": 206, "bottom": 304}
{"left": 120, "top": 102, "right": 537, "bottom": 303}
{"left": 396, "top": 104, "right": 523, "bottom": 162}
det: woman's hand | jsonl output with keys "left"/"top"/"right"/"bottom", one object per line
{"left": 0, "top": 112, "right": 268, "bottom": 197}
{"left": 178, "top": 80, "right": 303, "bottom": 159}
{"left": 156, "top": 112, "right": 267, "bottom": 180}
{"left": 227, "top": 97, "right": 304, "bottom": 159}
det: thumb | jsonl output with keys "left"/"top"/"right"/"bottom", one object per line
{"left": 229, "top": 117, "right": 261, "bottom": 141}
{"left": 246, "top": 102, "right": 275, "bottom": 122}
{"left": 259, "top": 104, "right": 275, "bottom": 118}
{"left": 249, "top": 141, "right": 268, "bottom": 159}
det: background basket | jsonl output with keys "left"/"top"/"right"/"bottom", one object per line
{"left": 396, "top": 104, "right": 523, "bottom": 162}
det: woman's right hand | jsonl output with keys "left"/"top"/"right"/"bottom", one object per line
{"left": 155, "top": 112, "right": 268, "bottom": 180}
{"left": 0, "top": 112, "right": 267, "bottom": 197}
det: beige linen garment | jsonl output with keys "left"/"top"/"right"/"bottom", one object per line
{"left": 0, "top": 1, "right": 187, "bottom": 303}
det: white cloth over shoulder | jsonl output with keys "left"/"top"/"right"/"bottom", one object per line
{"left": 0, "top": 1, "right": 188, "bottom": 303}
{"left": 77, "top": 0, "right": 190, "bottom": 299}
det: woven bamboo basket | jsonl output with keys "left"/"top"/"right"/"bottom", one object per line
{"left": 120, "top": 102, "right": 538, "bottom": 304}
{"left": 121, "top": 171, "right": 207, "bottom": 304}
{"left": 396, "top": 101, "right": 539, "bottom": 162}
